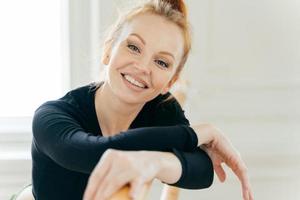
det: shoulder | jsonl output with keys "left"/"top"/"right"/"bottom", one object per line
{"left": 34, "top": 82, "right": 101, "bottom": 118}
{"left": 148, "top": 92, "right": 181, "bottom": 112}
{"left": 59, "top": 82, "right": 100, "bottom": 107}
{"left": 143, "top": 92, "right": 190, "bottom": 126}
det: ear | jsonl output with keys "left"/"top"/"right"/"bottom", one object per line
{"left": 101, "top": 51, "right": 111, "bottom": 65}
{"left": 101, "top": 41, "right": 112, "bottom": 65}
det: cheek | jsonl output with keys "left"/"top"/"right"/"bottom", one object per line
{"left": 108, "top": 49, "right": 128, "bottom": 70}
{"left": 151, "top": 70, "right": 173, "bottom": 88}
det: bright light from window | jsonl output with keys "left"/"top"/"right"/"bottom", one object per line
{"left": 0, "top": 0, "right": 64, "bottom": 117}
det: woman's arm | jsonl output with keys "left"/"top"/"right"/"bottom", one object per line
{"left": 32, "top": 104, "right": 198, "bottom": 173}
{"left": 149, "top": 151, "right": 182, "bottom": 185}
{"left": 83, "top": 148, "right": 213, "bottom": 200}
{"left": 84, "top": 124, "right": 253, "bottom": 200}
{"left": 168, "top": 148, "right": 213, "bottom": 189}
{"left": 128, "top": 149, "right": 213, "bottom": 189}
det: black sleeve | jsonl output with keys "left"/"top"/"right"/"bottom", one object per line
{"left": 32, "top": 104, "right": 198, "bottom": 174}
{"left": 159, "top": 97, "right": 214, "bottom": 189}
{"left": 169, "top": 148, "right": 214, "bottom": 189}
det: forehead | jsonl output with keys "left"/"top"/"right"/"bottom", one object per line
{"left": 120, "top": 13, "right": 184, "bottom": 59}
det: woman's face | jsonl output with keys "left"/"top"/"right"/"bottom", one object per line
{"left": 103, "top": 13, "right": 184, "bottom": 105}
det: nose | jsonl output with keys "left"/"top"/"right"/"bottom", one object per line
{"left": 133, "top": 59, "right": 151, "bottom": 75}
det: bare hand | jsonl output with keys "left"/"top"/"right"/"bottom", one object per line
{"left": 83, "top": 149, "right": 159, "bottom": 200}
{"left": 200, "top": 126, "right": 254, "bottom": 200}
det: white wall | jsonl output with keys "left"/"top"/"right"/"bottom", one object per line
{"left": 183, "top": 0, "right": 300, "bottom": 199}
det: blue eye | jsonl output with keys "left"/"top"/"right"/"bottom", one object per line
{"left": 127, "top": 44, "right": 140, "bottom": 53}
{"left": 155, "top": 60, "right": 169, "bottom": 69}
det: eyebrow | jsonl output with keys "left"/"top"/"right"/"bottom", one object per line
{"left": 129, "top": 33, "right": 175, "bottom": 60}
{"left": 129, "top": 33, "right": 146, "bottom": 45}
{"left": 158, "top": 51, "right": 175, "bottom": 60}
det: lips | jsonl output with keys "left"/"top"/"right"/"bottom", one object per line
{"left": 121, "top": 73, "right": 149, "bottom": 89}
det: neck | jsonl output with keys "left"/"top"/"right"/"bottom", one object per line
{"left": 94, "top": 81, "right": 145, "bottom": 136}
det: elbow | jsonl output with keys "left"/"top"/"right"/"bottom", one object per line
{"left": 170, "top": 161, "right": 214, "bottom": 190}
{"left": 188, "top": 151, "right": 214, "bottom": 189}
{"left": 169, "top": 148, "right": 214, "bottom": 189}
{"left": 187, "top": 158, "right": 214, "bottom": 189}
{"left": 170, "top": 150, "right": 214, "bottom": 190}
{"left": 195, "top": 150, "right": 214, "bottom": 189}
{"left": 199, "top": 158, "right": 214, "bottom": 189}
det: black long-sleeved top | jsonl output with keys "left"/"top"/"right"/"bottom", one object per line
{"left": 31, "top": 82, "right": 213, "bottom": 200}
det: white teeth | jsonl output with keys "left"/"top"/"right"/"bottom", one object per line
{"left": 123, "top": 74, "right": 146, "bottom": 88}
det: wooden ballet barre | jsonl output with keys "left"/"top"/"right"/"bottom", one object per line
{"left": 108, "top": 183, "right": 151, "bottom": 200}
{"left": 108, "top": 184, "right": 180, "bottom": 200}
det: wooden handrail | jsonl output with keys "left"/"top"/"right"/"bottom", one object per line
{"left": 160, "top": 185, "right": 180, "bottom": 200}
{"left": 109, "top": 184, "right": 151, "bottom": 200}
{"left": 107, "top": 184, "right": 180, "bottom": 200}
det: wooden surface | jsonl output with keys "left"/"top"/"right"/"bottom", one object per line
{"left": 109, "top": 184, "right": 151, "bottom": 200}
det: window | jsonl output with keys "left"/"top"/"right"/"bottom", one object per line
{"left": 0, "top": 0, "right": 68, "bottom": 119}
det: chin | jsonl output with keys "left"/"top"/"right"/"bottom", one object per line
{"left": 118, "top": 89, "right": 158, "bottom": 105}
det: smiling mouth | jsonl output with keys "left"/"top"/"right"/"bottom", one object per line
{"left": 121, "top": 73, "right": 149, "bottom": 89}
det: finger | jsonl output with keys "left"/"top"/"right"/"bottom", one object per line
{"left": 214, "top": 163, "right": 226, "bottom": 182}
{"left": 226, "top": 153, "right": 246, "bottom": 182}
{"left": 218, "top": 147, "right": 251, "bottom": 200}
{"left": 94, "top": 163, "right": 136, "bottom": 200}
{"left": 229, "top": 158, "right": 254, "bottom": 200}
{"left": 242, "top": 185, "right": 254, "bottom": 200}
{"left": 129, "top": 178, "right": 146, "bottom": 199}
{"left": 93, "top": 176, "right": 108, "bottom": 200}
{"left": 242, "top": 187, "right": 249, "bottom": 200}
{"left": 249, "top": 186, "right": 254, "bottom": 200}
{"left": 241, "top": 177, "right": 254, "bottom": 200}
{"left": 99, "top": 171, "right": 134, "bottom": 200}
{"left": 93, "top": 171, "right": 115, "bottom": 200}
{"left": 83, "top": 156, "right": 112, "bottom": 200}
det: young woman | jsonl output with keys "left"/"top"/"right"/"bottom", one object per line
{"left": 30, "top": 0, "right": 253, "bottom": 200}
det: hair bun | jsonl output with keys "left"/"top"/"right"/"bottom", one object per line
{"left": 161, "top": 0, "right": 187, "bottom": 17}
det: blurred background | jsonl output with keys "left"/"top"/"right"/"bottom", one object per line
{"left": 0, "top": 0, "right": 299, "bottom": 199}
